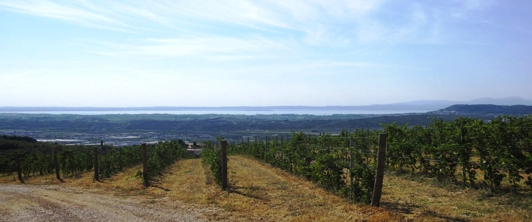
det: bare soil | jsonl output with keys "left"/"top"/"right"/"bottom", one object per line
{"left": 0, "top": 184, "right": 207, "bottom": 222}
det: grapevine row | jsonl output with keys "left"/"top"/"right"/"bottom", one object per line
{"left": 0, "top": 141, "right": 187, "bottom": 184}
{"left": 384, "top": 116, "right": 532, "bottom": 190}
{"left": 203, "top": 115, "right": 532, "bottom": 204}
{"left": 205, "top": 130, "right": 381, "bottom": 203}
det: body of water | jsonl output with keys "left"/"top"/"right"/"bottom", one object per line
{"left": 1, "top": 109, "right": 430, "bottom": 115}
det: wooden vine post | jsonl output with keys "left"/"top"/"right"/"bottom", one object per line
{"left": 53, "top": 146, "right": 61, "bottom": 181}
{"left": 93, "top": 142, "right": 100, "bottom": 181}
{"left": 221, "top": 140, "right": 228, "bottom": 191}
{"left": 141, "top": 143, "right": 148, "bottom": 187}
{"left": 15, "top": 151, "right": 24, "bottom": 183}
{"left": 371, "top": 133, "right": 387, "bottom": 207}
{"left": 281, "top": 135, "right": 284, "bottom": 159}
{"left": 305, "top": 134, "right": 308, "bottom": 152}
{"left": 349, "top": 137, "right": 354, "bottom": 200}
{"left": 345, "top": 133, "right": 349, "bottom": 163}
{"left": 247, "top": 137, "right": 250, "bottom": 153}
{"left": 265, "top": 136, "right": 268, "bottom": 158}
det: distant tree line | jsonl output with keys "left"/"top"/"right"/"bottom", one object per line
{"left": 0, "top": 135, "right": 39, "bottom": 151}
{"left": 1, "top": 135, "right": 37, "bottom": 143}
{"left": 441, "top": 104, "right": 532, "bottom": 115}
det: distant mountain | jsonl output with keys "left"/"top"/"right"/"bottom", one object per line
{"left": 378, "top": 97, "right": 532, "bottom": 111}
{"left": 390, "top": 97, "right": 532, "bottom": 106}
{"left": 434, "top": 104, "right": 532, "bottom": 115}
{"left": 386, "top": 100, "right": 456, "bottom": 106}
{"left": 467, "top": 97, "right": 532, "bottom": 105}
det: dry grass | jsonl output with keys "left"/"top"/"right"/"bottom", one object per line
{"left": 75, "top": 165, "right": 148, "bottom": 194}
{"left": 0, "top": 171, "right": 91, "bottom": 185}
{"left": 195, "top": 156, "right": 403, "bottom": 221}
{"left": 0, "top": 165, "right": 146, "bottom": 194}
{"left": 2, "top": 156, "right": 530, "bottom": 221}
{"left": 381, "top": 171, "right": 532, "bottom": 221}
{"left": 145, "top": 159, "right": 210, "bottom": 203}
{"left": 119, "top": 156, "right": 403, "bottom": 221}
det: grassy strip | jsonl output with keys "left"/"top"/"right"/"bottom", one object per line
{"left": 199, "top": 155, "right": 403, "bottom": 221}
{"left": 382, "top": 170, "right": 532, "bottom": 221}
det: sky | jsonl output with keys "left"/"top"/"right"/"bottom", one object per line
{"left": 1, "top": 0, "right": 531, "bottom": 107}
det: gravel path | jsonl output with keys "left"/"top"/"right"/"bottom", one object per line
{"left": 0, "top": 184, "right": 208, "bottom": 222}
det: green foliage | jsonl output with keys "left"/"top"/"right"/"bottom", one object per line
{"left": 58, "top": 147, "right": 93, "bottom": 177}
{"left": 1, "top": 135, "right": 37, "bottom": 143}
{"left": 201, "top": 141, "right": 224, "bottom": 186}
{"left": 221, "top": 115, "right": 532, "bottom": 204}
{"left": 2, "top": 146, "right": 93, "bottom": 178}
{"left": 383, "top": 115, "right": 532, "bottom": 191}
{"left": 146, "top": 141, "right": 187, "bottom": 179}
{"left": 99, "top": 145, "right": 142, "bottom": 179}
{"left": 19, "top": 149, "right": 55, "bottom": 177}
{"left": 226, "top": 130, "right": 379, "bottom": 204}
{"left": 1, "top": 140, "right": 188, "bottom": 184}
{"left": 311, "top": 148, "right": 345, "bottom": 192}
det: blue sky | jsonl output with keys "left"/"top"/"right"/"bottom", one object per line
{"left": 1, "top": 0, "right": 531, "bottom": 107}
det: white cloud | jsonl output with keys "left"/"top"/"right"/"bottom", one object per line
{"left": 3, "top": 0, "right": 524, "bottom": 107}
{"left": 83, "top": 36, "right": 295, "bottom": 61}
{"left": 0, "top": 0, "right": 383, "bottom": 46}
{"left": 0, "top": 0, "right": 497, "bottom": 46}
{"left": 0, "top": 0, "right": 132, "bottom": 31}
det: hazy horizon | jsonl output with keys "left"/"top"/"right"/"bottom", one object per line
{"left": 1, "top": 1, "right": 531, "bottom": 107}
{"left": 2, "top": 96, "right": 532, "bottom": 109}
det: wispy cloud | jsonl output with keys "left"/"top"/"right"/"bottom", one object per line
{"left": 0, "top": 0, "right": 501, "bottom": 58}
{"left": 0, "top": 0, "right": 133, "bottom": 31}
{"left": 84, "top": 36, "right": 295, "bottom": 61}
{"left": 0, "top": 0, "right": 382, "bottom": 44}
{"left": 2, "top": 0, "right": 531, "bottom": 107}
{"left": 0, "top": 0, "right": 501, "bottom": 73}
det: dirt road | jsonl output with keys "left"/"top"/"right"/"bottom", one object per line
{"left": 0, "top": 184, "right": 207, "bottom": 222}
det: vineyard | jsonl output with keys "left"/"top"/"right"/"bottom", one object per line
{"left": 203, "top": 115, "right": 532, "bottom": 205}
{"left": 2, "top": 115, "right": 532, "bottom": 207}
{"left": 384, "top": 116, "right": 532, "bottom": 190}
{"left": 203, "top": 130, "right": 382, "bottom": 204}
{"left": 0, "top": 140, "right": 188, "bottom": 185}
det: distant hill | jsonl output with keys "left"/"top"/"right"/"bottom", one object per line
{"left": 377, "top": 97, "right": 532, "bottom": 112}
{"left": 390, "top": 96, "right": 532, "bottom": 106}
{"left": 434, "top": 104, "right": 532, "bottom": 115}
{"left": 467, "top": 97, "right": 532, "bottom": 105}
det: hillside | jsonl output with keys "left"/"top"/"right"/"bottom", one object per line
{"left": 434, "top": 104, "right": 532, "bottom": 115}
{"left": 2, "top": 156, "right": 530, "bottom": 221}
